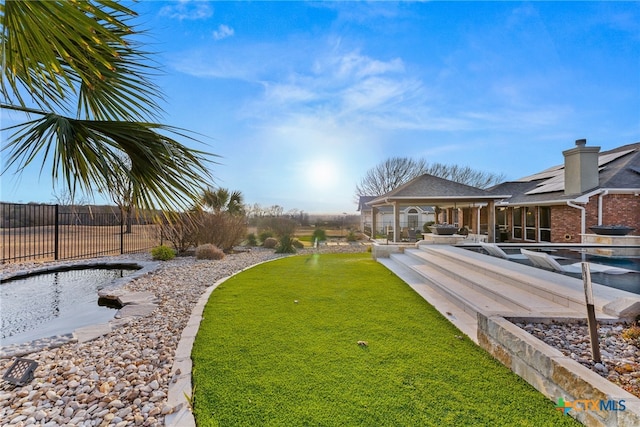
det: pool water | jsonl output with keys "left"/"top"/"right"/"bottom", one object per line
{"left": 1, "top": 268, "right": 137, "bottom": 346}
{"left": 468, "top": 246, "right": 640, "bottom": 295}
{"left": 550, "top": 249, "right": 640, "bottom": 294}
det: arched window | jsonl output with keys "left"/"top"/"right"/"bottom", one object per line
{"left": 407, "top": 208, "right": 419, "bottom": 229}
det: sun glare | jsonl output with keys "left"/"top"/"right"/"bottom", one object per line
{"left": 306, "top": 160, "right": 339, "bottom": 191}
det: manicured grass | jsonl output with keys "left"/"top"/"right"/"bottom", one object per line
{"left": 192, "top": 253, "right": 578, "bottom": 426}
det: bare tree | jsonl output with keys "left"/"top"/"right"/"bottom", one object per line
{"left": 354, "top": 157, "right": 505, "bottom": 199}
{"left": 354, "top": 157, "right": 427, "bottom": 199}
{"left": 107, "top": 154, "right": 136, "bottom": 233}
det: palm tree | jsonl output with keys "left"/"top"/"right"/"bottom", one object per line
{"left": 201, "top": 187, "right": 244, "bottom": 215}
{"left": 1, "top": 0, "right": 215, "bottom": 212}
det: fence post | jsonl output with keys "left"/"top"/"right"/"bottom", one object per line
{"left": 120, "top": 210, "right": 124, "bottom": 254}
{"left": 54, "top": 204, "right": 59, "bottom": 260}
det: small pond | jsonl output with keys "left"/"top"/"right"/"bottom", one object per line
{"left": 1, "top": 266, "right": 139, "bottom": 347}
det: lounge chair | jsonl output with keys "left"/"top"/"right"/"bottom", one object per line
{"left": 479, "top": 242, "right": 527, "bottom": 260}
{"left": 520, "top": 249, "right": 636, "bottom": 275}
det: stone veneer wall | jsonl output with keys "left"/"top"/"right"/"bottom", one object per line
{"left": 477, "top": 314, "right": 640, "bottom": 427}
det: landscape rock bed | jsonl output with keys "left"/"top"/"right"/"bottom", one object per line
{"left": 0, "top": 245, "right": 368, "bottom": 426}
{"left": 517, "top": 321, "right": 640, "bottom": 398}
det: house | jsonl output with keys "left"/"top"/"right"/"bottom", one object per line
{"left": 358, "top": 196, "right": 434, "bottom": 238}
{"left": 490, "top": 140, "right": 640, "bottom": 243}
{"left": 362, "top": 140, "right": 640, "bottom": 243}
{"left": 365, "top": 175, "right": 509, "bottom": 242}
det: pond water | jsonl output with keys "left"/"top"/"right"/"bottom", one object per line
{"left": 1, "top": 267, "right": 138, "bottom": 346}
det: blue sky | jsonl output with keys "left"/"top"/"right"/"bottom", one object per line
{"left": 2, "top": 1, "right": 639, "bottom": 214}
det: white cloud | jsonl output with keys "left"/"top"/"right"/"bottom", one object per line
{"left": 158, "top": 0, "right": 212, "bottom": 21}
{"left": 213, "top": 24, "right": 234, "bottom": 41}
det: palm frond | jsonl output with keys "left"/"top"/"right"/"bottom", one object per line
{"left": 1, "top": 0, "right": 161, "bottom": 120}
{"left": 2, "top": 114, "right": 219, "bottom": 211}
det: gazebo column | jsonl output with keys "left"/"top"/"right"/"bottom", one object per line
{"left": 371, "top": 207, "right": 378, "bottom": 239}
{"left": 487, "top": 200, "right": 496, "bottom": 243}
{"left": 393, "top": 202, "right": 400, "bottom": 242}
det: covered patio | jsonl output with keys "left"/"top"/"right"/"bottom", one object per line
{"left": 367, "top": 174, "right": 510, "bottom": 243}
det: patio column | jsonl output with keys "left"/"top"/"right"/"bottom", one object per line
{"left": 393, "top": 202, "right": 400, "bottom": 242}
{"left": 371, "top": 207, "right": 378, "bottom": 239}
{"left": 487, "top": 200, "right": 496, "bottom": 243}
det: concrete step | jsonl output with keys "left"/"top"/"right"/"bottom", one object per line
{"left": 377, "top": 256, "right": 478, "bottom": 343}
{"left": 402, "top": 249, "right": 583, "bottom": 316}
{"left": 389, "top": 253, "right": 517, "bottom": 318}
{"left": 412, "top": 245, "right": 610, "bottom": 313}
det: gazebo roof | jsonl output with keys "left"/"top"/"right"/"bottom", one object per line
{"left": 368, "top": 174, "right": 510, "bottom": 207}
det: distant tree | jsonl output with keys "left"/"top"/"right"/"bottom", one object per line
{"left": 354, "top": 157, "right": 428, "bottom": 199}
{"left": 201, "top": 188, "right": 244, "bottom": 215}
{"left": 106, "top": 153, "right": 137, "bottom": 233}
{"left": 354, "top": 157, "right": 505, "bottom": 199}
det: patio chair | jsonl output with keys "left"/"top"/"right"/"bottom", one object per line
{"left": 407, "top": 229, "right": 417, "bottom": 242}
{"left": 520, "top": 249, "right": 636, "bottom": 274}
{"left": 479, "top": 242, "right": 527, "bottom": 260}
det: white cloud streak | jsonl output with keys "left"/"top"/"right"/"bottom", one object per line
{"left": 213, "top": 24, "right": 234, "bottom": 40}
{"left": 158, "top": 1, "right": 212, "bottom": 21}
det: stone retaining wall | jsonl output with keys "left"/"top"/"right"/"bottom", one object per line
{"left": 477, "top": 313, "right": 640, "bottom": 427}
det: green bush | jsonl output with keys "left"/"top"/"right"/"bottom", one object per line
{"left": 275, "top": 235, "right": 296, "bottom": 254}
{"left": 246, "top": 233, "right": 258, "bottom": 246}
{"left": 195, "top": 243, "right": 225, "bottom": 260}
{"left": 311, "top": 228, "right": 326, "bottom": 242}
{"left": 259, "top": 231, "right": 274, "bottom": 244}
{"left": 346, "top": 230, "right": 358, "bottom": 242}
{"left": 423, "top": 221, "right": 435, "bottom": 233}
{"left": 151, "top": 245, "right": 176, "bottom": 261}
{"left": 263, "top": 237, "right": 278, "bottom": 249}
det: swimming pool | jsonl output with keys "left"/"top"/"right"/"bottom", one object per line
{"left": 465, "top": 245, "right": 640, "bottom": 295}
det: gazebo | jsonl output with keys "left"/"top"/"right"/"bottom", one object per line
{"left": 367, "top": 174, "right": 511, "bottom": 243}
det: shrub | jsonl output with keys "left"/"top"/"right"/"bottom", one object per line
{"left": 245, "top": 233, "right": 258, "bottom": 246}
{"left": 263, "top": 237, "right": 278, "bottom": 249}
{"left": 292, "top": 238, "right": 304, "bottom": 249}
{"left": 195, "top": 212, "right": 247, "bottom": 253}
{"left": 151, "top": 245, "right": 176, "bottom": 261}
{"left": 275, "top": 235, "right": 296, "bottom": 254}
{"left": 259, "top": 230, "right": 274, "bottom": 244}
{"left": 423, "top": 221, "right": 435, "bottom": 233}
{"left": 157, "top": 213, "right": 199, "bottom": 254}
{"left": 196, "top": 244, "right": 225, "bottom": 260}
{"left": 622, "top": 324, "right": 640, "bottom": 345}
{"left": 346, "top": 230, "right": 358, "bottom": 242}
{"left": 258, "top": 217, "right": 298, "bottom": 238}
{"left": 311, "top": 228, "right": 326, "bottom": 242}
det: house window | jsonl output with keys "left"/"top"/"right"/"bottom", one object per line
{"left": 407, "top": 208, "right": 419, "bottom": 229}
{"left": 512, "top": 207, "right": 523, "bottom": 239}
{"left": 539, "top": 206, "right": 551, "bottom": 242}
{"left": 525, "top": 207, "right": 536, "bottom": 240}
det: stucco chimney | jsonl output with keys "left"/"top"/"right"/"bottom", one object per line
{"left": 563, "top": 139, "right": 600, "bottom": 195}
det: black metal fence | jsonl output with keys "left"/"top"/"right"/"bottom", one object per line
{"left": 1, "top": 202, "right": 161, "bottom": 264}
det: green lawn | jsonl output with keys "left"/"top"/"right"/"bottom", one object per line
{"left": 192, "top": 253, "right": 578, "bottom": 426}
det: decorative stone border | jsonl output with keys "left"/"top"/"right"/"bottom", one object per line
{"left": 477, "top": 313, "right": 640, "bottom": 426}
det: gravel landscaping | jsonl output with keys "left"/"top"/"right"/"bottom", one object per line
{"left": 517, "top": 321, "right": 640, "bottom": 398}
